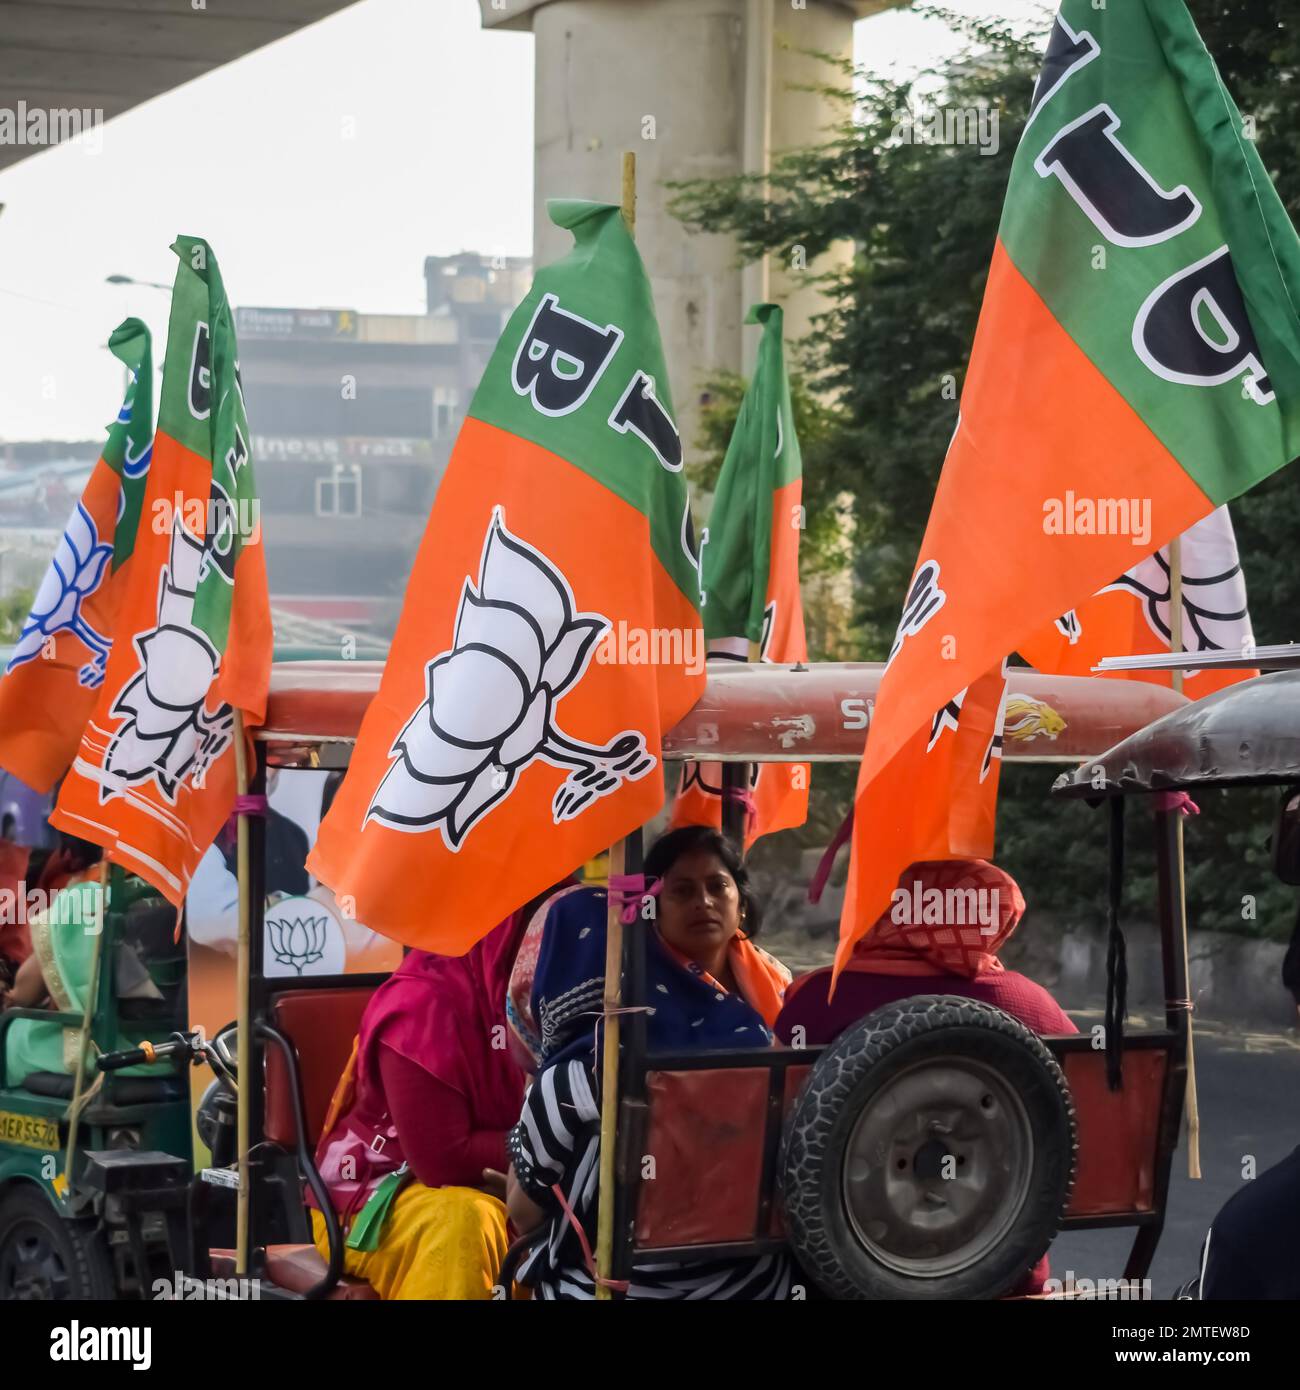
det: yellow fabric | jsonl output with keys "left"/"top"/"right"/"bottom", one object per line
{"left": 311, "top": 1183, "right": 509, "bottom": 1301}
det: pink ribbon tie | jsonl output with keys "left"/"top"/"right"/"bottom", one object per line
{"left": 1153, "top": 790, "right": 1200, "bottom": 817}
{"left": 608, "top": 872, "right": 661, "bottom": 924}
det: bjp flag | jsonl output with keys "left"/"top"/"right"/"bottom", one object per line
{"left": 838, "top": 0, "right": 1300, "bottom": 973}
{"left": 671, "top": 303, "right": 809, "bottom": 845}
{"left": 1020, "top": 504, "right": 1257, "bottom": 696}
{"left": 308, "top": 201, "right": 706, "bottom": 952}
{"left": 927, "top": 664, "right": 1009, "bottom": 861}
{"left": 51, "top": 238, "right": 271, "bottom": 905}
{"left": 0, "top": 320, "right": 153, "bottom": 792}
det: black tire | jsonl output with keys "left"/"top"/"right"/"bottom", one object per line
{"left": 781, "top": 995, "right": 1076, "bottom": 1300}
{"left": 0, "top": 1185, "right": 116, "bottom": 1300}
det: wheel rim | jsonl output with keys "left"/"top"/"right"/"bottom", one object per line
{"left": 840, "top": 1055, "right": 1033, "bottom": 1278}
{"left": 0, "top": 1220, "right": 74, "bottom": 1300}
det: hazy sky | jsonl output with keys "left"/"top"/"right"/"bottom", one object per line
{"left": 0, "top": 0, "right": 1046, "bottom": 443}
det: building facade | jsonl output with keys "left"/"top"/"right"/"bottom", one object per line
{"left": 236, "top": 253, "right": 530, "bottom": 640}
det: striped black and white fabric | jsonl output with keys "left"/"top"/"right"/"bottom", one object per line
{"left": 508, "top": 1057, "right": 792, "bottom": 1301}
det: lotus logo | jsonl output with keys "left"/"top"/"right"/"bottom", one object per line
{"left": 8, "top": 502, "right": 113, "bottom": 687}
{"left": 367, "top": 507, "right": 655, "bottom": 848}
{"left": 888, "top": 560, "right": 946, "bottom": 666}
{"left": 267, "top": 914, "right": 328, "bottom": 975}
{"left": 102, "top": 516, "right": 233, "bottom": 803}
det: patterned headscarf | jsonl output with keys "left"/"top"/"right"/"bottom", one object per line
{"left": 849, "top": 859, "right": 1027, "bottom": 980}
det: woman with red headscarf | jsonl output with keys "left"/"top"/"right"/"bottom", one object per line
{"left": 308, "top": 903, "right": 539, "bottom": 1299}
{"left": 776, "top": 859, "right": 1076, "bottom": 1048}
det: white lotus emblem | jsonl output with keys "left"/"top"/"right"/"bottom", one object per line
{"left": 267, "top": 914, "right": 328, "bottom": 974}
{"left": 101, "top": 517, "right": 233, "bottom": 803}
{"left": 368, "top": 507, "right": 655, "bottom": 847}
{"left": 8, "top": 502, "right": 113, "bottom": 687}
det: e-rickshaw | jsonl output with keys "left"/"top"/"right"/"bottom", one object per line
{"left": 0, "top": 656, "right": 1198, "bottom": 1299}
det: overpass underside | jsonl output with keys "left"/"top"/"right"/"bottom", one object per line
{"left": 0, "top": 0, "right": 361, "bottom": 172}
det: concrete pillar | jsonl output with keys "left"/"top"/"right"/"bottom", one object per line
{"left": 481, "top": 0, "right": 899, "bottom": 459}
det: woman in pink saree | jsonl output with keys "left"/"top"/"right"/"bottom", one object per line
{"left": 309, "top": 906, "right": 534, "bottom": 1300}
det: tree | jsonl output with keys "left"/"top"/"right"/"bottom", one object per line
{"left": 0, "top": 588, "right": 34, "bottom": 644}
{"left": 672, "top": 4, "right": 1300, "bottom": 937}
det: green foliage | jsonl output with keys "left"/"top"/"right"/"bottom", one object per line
{"left": 0, "top": 588, "right": 34, "bottom": 643}
{"left": 672, "top": 5, "right": 1300, "bottom": 940}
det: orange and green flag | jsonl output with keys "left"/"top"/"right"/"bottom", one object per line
{"left": 51, "top": 238, "right": 272, "bottom": 906}
{"left": 0, "top": 320, "right": 153, "bottom": 792}
{"left": 671, "top": 303, "right": 809, "bottom": 845}
{"left": 839, "top": 0, "right": 1300, "bottom": 973}
{"left": 308, "top": 201, "right": 705, "bottom": 952}
{"left": 923, "top": 664, "right": 1009, "bottom": 861}
{"left": 1020, "top": 504, "right": 1257, "bottom": 696}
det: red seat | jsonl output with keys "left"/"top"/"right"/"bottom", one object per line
{"left": 264, "top": 986, "right": 378, "bottom": 1149}
{"left": 250, "top": 984, "right": 383, "bottom": 1298}
{"left": 209, "top": 1245, "right": 380, "bottom": 1300}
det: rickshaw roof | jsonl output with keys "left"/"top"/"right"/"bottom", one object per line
{"left": 1052, "top": 670, "right": 1300, "bottom": 799}
{"left": 260, "top": 659, "right": 1188, "bottom": 770}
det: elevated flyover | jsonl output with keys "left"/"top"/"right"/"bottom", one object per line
{"left": 0, "top": 0, "right": 362, "bottom": 172}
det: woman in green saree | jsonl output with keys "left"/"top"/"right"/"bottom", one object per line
{"left": 2, "top": 862, "right": 170, "bottom": 1088}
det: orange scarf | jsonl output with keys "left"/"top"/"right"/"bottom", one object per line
{"left": 658, "top": 931, "right": 791, "bottom": 1026}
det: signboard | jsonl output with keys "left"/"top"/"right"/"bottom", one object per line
{"left": 252, "top": 435, "right": 435, "bottom": 463}
{"left": 235, "top": 307, "right": 358, "bottom": 339}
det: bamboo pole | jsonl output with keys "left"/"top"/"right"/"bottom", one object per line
{"left": 1168, "top": 536, "right": 1202, "bottom": 1180}
{"left": 233, "top": 710, "right": 254, "bottom": 1272}
{"left": 594, "top": 837, "right": 626, "bottom": 1301}
{"left": 621, "top": 150, "right": 636, "bottom": 238}
{"left": 63, "top": 859, "right": 110, "bottom": 1191}
{"left": 592, "top": 153, "right": 638, "bottom": 1302}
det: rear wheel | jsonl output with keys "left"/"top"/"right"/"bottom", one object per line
{"left": 0, "top": 1185, "right": 115, "bottom": 1300}
{"left": 782, "top": 995, "right": 1076, "bottom": 1300}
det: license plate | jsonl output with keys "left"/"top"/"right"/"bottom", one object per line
{"left": 0, "top": 1109, "right": 59, "bottom": 1151}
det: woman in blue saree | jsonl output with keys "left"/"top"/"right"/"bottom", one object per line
{"left": 505, "top": 825, "right": 792, "bottom": 1300}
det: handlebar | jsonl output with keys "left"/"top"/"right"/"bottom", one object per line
{"left": 97, "top": 1046, "right": 150, "bottom": 1072}
{"left": 96, "top": 1029, "right": 234, "bottom": 1082}
{"left": 96, "top": 1036, "right": 190, "bottom": 1071}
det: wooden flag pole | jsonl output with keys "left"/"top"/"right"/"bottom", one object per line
{"left": 621, "top": 149, "right": 636, "bottom": 238}
{"left": 233, "top": 709, "right": 254, "bottom": 1272}
{"left": 1168, "top": 536, "right": 1202, "bottom": 1180}
{"left": 593, "top": 152, "right": 637, "bottom": 1302}
{"left": 595, "top": 834, "right": 626, "bottom": 1301}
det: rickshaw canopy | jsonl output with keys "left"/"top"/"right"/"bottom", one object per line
{"left": 259, "top": 659, "right": 1188, "bottom": 769}
{"left": 1052, "top": 669, "right": 1300, "bottom": 799}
